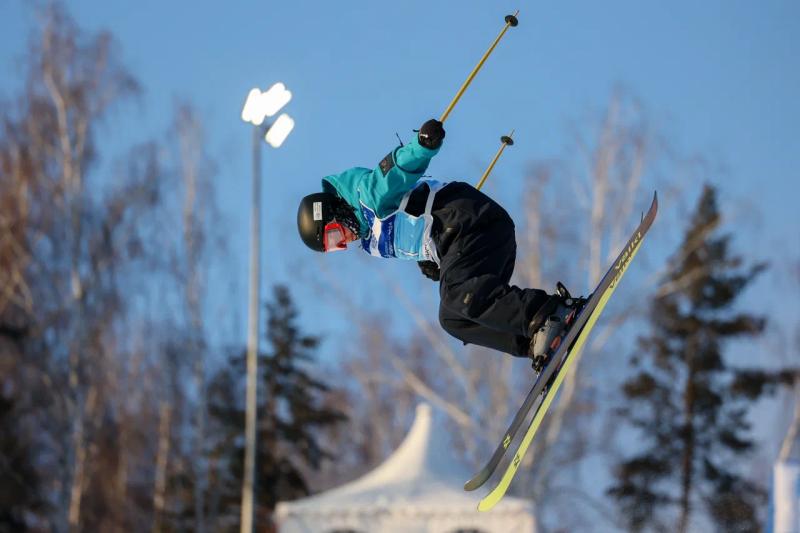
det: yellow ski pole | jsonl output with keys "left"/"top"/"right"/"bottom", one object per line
{"left": 476, "top": 131, "right": 514, "bottom": 191}
{"left": 439, "top": 11, "right": 519, "bottom": 124}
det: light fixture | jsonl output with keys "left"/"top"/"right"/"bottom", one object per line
{"left": 241, "top": 82, "right": 292, "bottom": 127}
{"left": 259, "top": 83, "right": 292, "bottom": 119}
{"left": 264, "top": 113, "right": 295, "bottom": 148}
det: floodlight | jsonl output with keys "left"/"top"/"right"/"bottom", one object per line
{"left": 241, "top": 88, "right": 261, "bottom": 124}
{"left": 241, "top": 83, "right": 292, "bottom": 126}
{"left": 264, "top": 113, "right": 295, "bottom": 148}
{"left": 259, "top": 82, "right": 292, "bottom": 118}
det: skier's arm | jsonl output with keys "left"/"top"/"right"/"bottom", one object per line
{"left": 366, "top": 119, "right": 445, "bottom": 216}
{"left": 391, "top": 118, "right": 445, "bottom": 176}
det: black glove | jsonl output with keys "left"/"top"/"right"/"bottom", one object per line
{"left": 417, "top": 119, "right": 445, "bottom": 149}
{"left": 418, "top": 260, "right": 441, "bottom": 282}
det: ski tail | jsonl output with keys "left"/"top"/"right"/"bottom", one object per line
{"left": 464, "top": 380, "right": 547, "bottom": 491}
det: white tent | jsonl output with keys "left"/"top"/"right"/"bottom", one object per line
{"left": 774, "top": 403, "right": 800, "bottom": 533}
{"left": 275, "top": 403, "right": 535, "bottom": 533}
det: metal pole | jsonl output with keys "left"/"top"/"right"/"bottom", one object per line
{"left": 439, "top": 11, "right": 519, "bottom": 124}
{"left": 476, "top": 131, "right": 514, "bottom": 191}
{"left": 240, "top": 125, "right": 261, "bottom": 533}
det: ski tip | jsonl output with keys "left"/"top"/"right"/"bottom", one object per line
{"left": 464, "top": 476, "right": 483, "bottom": 492}
{"left": 477, "top": 496, "right": 499, "bottom": 512}
{"left": 650, "top": 190, "right": 659, "bottom": 216}
{"left": 465, "top": 466, "right": 492, "bottom": 491}
{"left": 642, "top": 191, "right": 659, "bottom": 222}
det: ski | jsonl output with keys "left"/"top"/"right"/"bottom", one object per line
{"left": 463, "top": 304, "right": 581, "bottom": 492}
{"left": 473, "top": 192, "right": 659, "bottom": 512}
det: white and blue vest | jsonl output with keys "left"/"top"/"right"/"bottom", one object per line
{"left": 359, "top": 179, "right": 447, "bottom": 265}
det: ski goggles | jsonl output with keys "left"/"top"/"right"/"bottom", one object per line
{"left": 322, "top": 221, "right": 348, "bottom": 252}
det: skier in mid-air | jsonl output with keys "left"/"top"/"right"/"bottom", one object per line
{"left": 297, "top": 118, "right": 582, "bottom": 364}
{"left": 294, "top": 12, "right": 658, "bottom": 507}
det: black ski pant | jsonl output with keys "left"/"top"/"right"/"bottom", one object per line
{"left": 430, "top": 182, "right": 549, "bottom": 357}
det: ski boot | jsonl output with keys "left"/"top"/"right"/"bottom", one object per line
{"left": 527, "top": 282, "right": 587, "bottom": 373}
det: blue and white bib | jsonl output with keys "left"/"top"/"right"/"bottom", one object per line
{"left": 359, "top": 179, "right": 447, "bottom": 265}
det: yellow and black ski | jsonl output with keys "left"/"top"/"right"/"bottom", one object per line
{"left": 466, "top": 192, "right": 659, "bottom": 512}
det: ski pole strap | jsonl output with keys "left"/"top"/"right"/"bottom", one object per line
{"left": 439, "top": 12, "right": 519, "bottom": 124}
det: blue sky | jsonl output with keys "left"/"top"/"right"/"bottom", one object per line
{"left": 1, "top": 0, "right": 798, "bottom": 395}
{"left": 2, "top": 2, "right": 798, "bottom": 524}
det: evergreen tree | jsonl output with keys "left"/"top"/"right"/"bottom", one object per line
{"left": 608, "top": 185, "right": 769, "bottom": 533}
{"left": 206, "top": 285, "right": 346, "bottom": 530}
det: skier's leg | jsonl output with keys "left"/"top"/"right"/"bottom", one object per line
{"left": 438, "top": 214, "right": 550, "bottom": 339}
{"left": 438, "top": 305, "right": 530, "bottom": 356}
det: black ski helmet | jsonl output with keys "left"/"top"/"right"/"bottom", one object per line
{"left": 297, "top": 192, "right": 359, "bottom": 252}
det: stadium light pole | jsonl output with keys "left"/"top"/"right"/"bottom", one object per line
{"left": 239, "top": 82, "right": 295, "bottom": 533}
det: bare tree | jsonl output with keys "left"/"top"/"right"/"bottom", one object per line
{"left": 507, "top": 90, "right": 666, "bottom": 531}
{"left": 173, "top": 102, "right": 219, "bottom": 533}
{"left": 6, "top": 5, "right": 141, "bottom": 530}
{"left": 0, "top": 3, "right": 237, "bottom": 531}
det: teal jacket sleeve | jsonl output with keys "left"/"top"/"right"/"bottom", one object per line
{"left": 321, "top": 136, "right": 441, "bottom": 235}
{"left": 367, "top": 137, "right": 440, "bottom": 217}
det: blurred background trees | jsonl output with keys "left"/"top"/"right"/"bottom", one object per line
{"left": 204, "top": 285, "right": 346, "bottom": 531}
{"left": 607, "top": 185, "right": 793, "bottom": 532}
{"left": 0, "top": 4, "right": 348, "bottom": 532}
